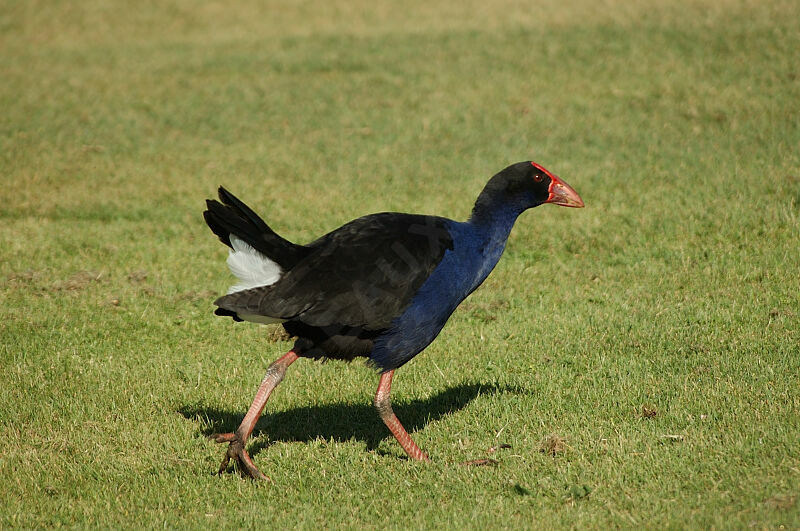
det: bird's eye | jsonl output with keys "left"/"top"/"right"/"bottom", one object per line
{"left": 533, "top": 174, "right": 544, "bottom": 183}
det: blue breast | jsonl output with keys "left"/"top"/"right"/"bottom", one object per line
{"left": 370, "top": 218, "right": 515, "bottom": 371}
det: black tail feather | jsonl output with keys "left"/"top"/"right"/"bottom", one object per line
{"left": 203, "top": 187, "right": 309, "bottom": 270}
{"left": 217, "top": 186, "right": 273, "bottom": 237}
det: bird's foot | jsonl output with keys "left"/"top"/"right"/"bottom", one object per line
{"left": 460, "top": 443, "right": 510, "bottom": 465}
{"left": 209, "top": 432, "right": 269, "bottom": 481}
{"left": 461, "top": 458, "right": 499, "bottom": 466}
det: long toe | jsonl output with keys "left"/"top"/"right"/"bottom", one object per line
{"left": 216, "top": 452, "right": 232, "bottom": 475}
{"left": 462, "top": 458, "right": 499, "bottom": 466}
{"left": 210, "top": 432, "right": 236, "bottom": 443}
{"left": 235, "top": 447, "right": 269, "bottom": 481}
{"left": 211, "top": 434, "right": 269, "bottom": 480}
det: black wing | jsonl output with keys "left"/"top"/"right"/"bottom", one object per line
{"left": 215, "top": 212, "right": 454, "bottom": 329}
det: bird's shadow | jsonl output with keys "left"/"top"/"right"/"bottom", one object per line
{"left": 179, "top": 382, "right": 523, "bottom": 458}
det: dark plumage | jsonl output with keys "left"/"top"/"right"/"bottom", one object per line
{"left": 203, "top": 161, "right": 584, "bottom": 479}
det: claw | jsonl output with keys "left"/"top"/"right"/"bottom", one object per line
{"left": 210, "top": 432, "right": 270, "bottom": 481}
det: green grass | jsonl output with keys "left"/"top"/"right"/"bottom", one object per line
{"left": 2, "top": 0, "right": 799, "bottom": 527}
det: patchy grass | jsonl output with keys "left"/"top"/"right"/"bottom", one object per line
{"left": 539, "top": 434, "right": 569, "bottom": 458}
{"left": 2, "top": 0, "right": 799, "bottom": 528}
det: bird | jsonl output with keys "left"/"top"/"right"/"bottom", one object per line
{"left": 203, "top": 161, "right": 584, "bottom": 479}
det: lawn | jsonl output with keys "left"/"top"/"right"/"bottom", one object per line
{"left": 1, "top": 0, "right": 799, "bottom": 527}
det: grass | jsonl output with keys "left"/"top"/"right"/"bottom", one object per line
{"left": 1, "top": 0, "right": 799, "bottom": 527}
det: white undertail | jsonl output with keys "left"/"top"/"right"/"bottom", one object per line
{"left": 226, "top": 235, "right": 283, "bottom": 294}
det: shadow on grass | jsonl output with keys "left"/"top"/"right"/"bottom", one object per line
{"left": 179, "top": 382, "right": 522, "bottom": 457}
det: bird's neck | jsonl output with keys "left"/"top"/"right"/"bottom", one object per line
{"left": 467, "top": 191, "right": 523, "bottom": 243}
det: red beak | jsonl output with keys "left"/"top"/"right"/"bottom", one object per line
{"left": 546, "top": 175, "right": 585, "bottom": 208}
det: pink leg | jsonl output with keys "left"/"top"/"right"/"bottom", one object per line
{"left": 374, "top": 370, "right": 430, "bottom": 461}
{"left": 211, "top": 350, "right": 298, "bottom": 479}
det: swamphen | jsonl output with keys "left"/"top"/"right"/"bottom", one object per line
{"left": 203, "top": 161, "right": 584, "bottom": 479}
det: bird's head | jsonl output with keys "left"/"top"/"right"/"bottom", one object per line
{"left": 510, "top": 161, "right": 585, "bottom": 209}
{"left": 472, "top": 162, "right": 584, "bottom": 222}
